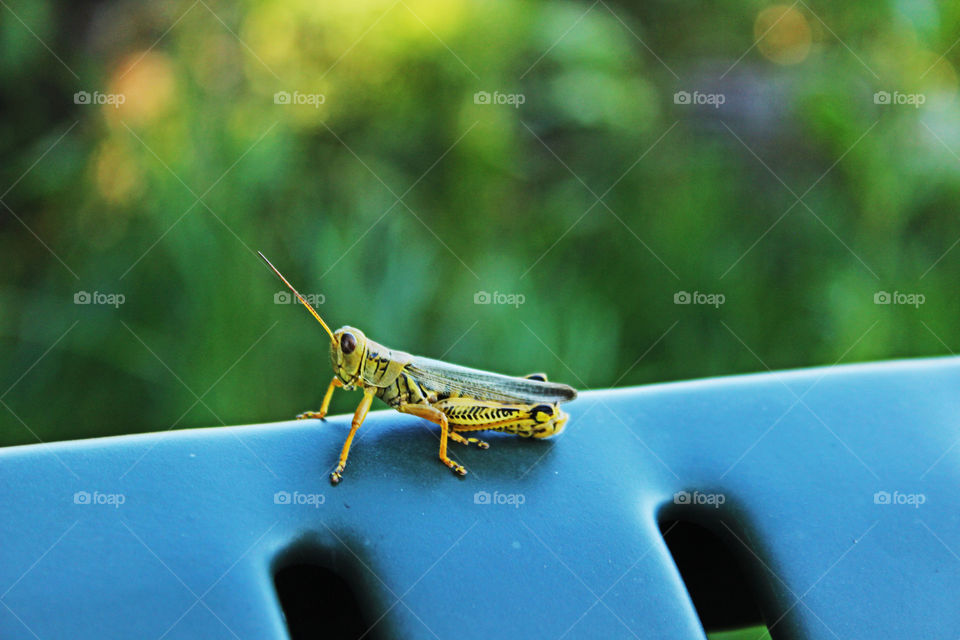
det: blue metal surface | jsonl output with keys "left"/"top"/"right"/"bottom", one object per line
{"left": 2, "top": 357, "right": 959, "bottom": 639}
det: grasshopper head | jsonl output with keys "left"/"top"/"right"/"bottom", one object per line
{"left": 331, "top": 326, "right": 367, "bottom": 387}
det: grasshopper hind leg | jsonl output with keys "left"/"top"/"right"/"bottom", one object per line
{"left": 449, "top": 431, "right": 490, "bottom": 449}
{"left": 398, "top": 404, "right": 468, "bottom": 477}
{"left": 437, "top": 399, "right": 569, "bottom": 439}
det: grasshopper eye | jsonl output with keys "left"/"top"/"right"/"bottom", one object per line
{"left": 340, "top": 332, "right": 357, "bottom": 354}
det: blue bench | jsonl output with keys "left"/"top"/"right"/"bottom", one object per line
{"left": 2, "top": 356, "right": 957, "bottom": 638}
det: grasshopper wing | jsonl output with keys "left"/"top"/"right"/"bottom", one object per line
{"left": 405, "top": 356, "right": 577, "bottom": 404}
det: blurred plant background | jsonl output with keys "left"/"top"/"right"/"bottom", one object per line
{"left": 2, "top": 0, "right": 959, "bottom": 449}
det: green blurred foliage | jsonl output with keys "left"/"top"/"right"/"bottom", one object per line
{"left": 2, "top": 0, "right": 959, "bottom": 446}
{"left": 708, "top": 625, "right": 771, "bottom": 640}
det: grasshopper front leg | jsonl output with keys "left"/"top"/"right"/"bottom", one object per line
{"left": 329, "top": 390, "right": 374, "bottom": 484}
{"left": 297, "top": 377, "right": 343, "bottom": 420}
{"left": 398, "top": 404, "right": 467, "bottom": 477}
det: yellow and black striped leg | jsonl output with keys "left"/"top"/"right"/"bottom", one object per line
{"left": 330, "top": 390, "right": 373, "bottom": 485}
{"left": 449, "top": 431, "right": 490, "bottom": 449}
{"left": 435, "top": 397, "right": 568, "bottom": 439}
{"left": 297, "top": 377, "right": 343, "bottom": 420}
{"left": 399, "top": 404, "right": 467, "bottom": 477}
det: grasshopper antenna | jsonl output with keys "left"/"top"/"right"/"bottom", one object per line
{"left": 258, "top": 251, "right": 336, "bottom": 344}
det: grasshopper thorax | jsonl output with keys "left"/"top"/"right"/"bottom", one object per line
{"left": 331, "top": 326, "right": 367, "bottom": 388}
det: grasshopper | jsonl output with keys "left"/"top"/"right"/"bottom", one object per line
{"left": 259, "top": 252, "right": 577, "bottom": 484}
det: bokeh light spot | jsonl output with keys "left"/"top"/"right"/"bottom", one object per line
{"left": 755, "top": 5, "right": 812, "bottom": 66}
{"left": 107, "top": 51, "right": 176, "bottom": 126}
